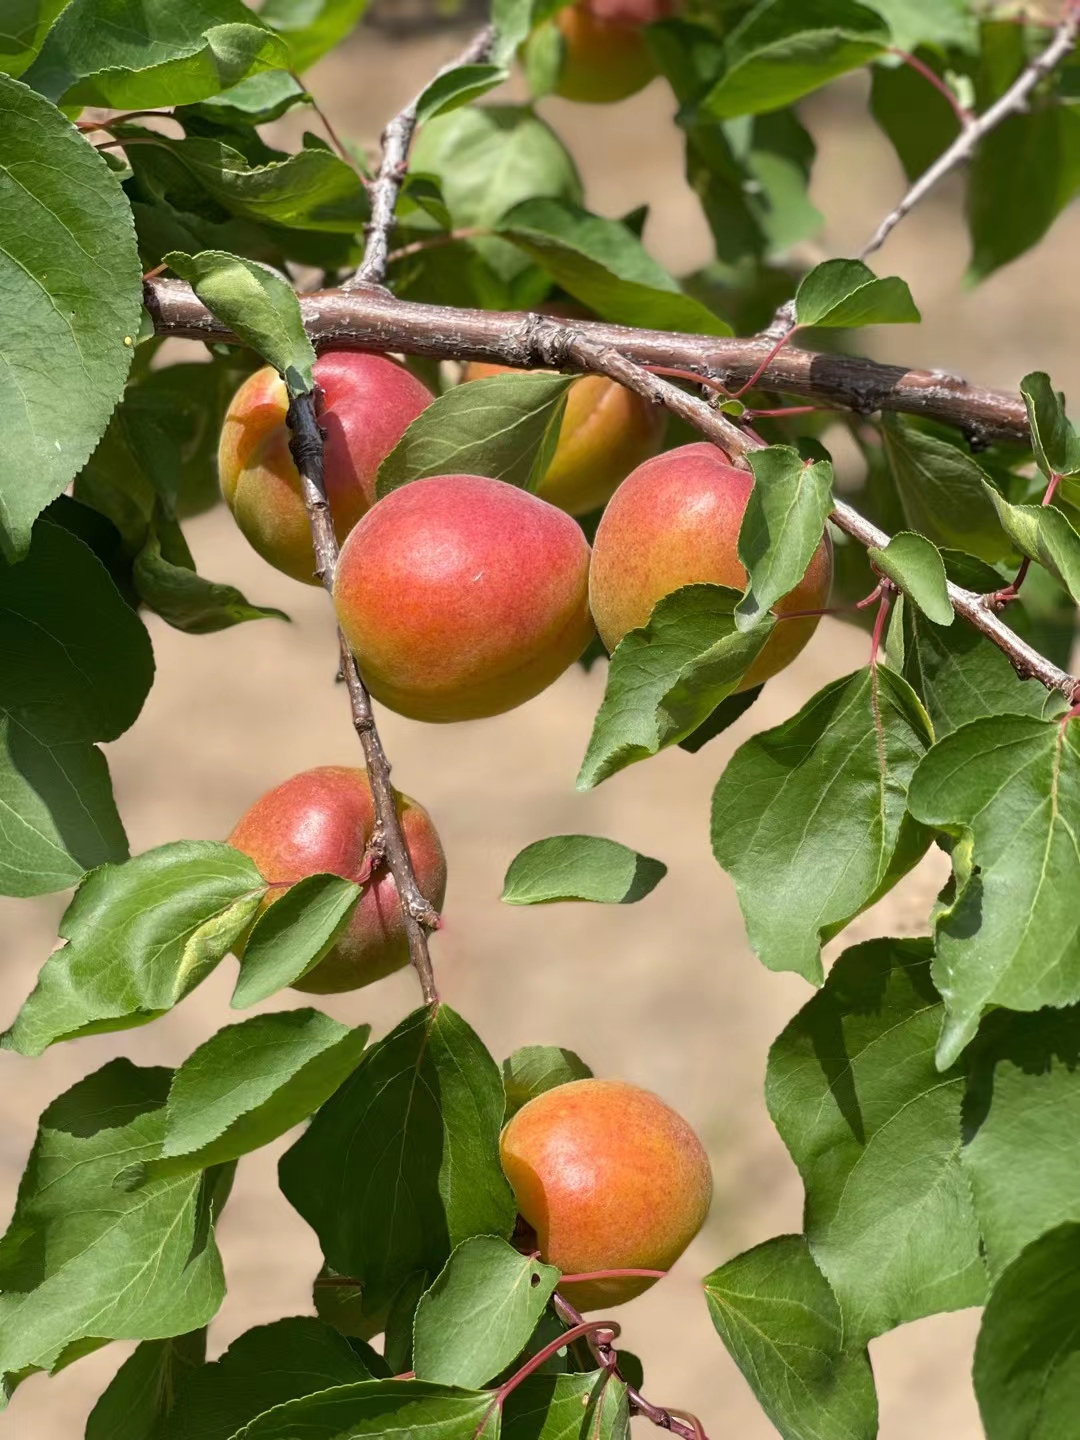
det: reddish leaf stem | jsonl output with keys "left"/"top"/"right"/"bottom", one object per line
{"left": 987, "top": 470, "right": 1062, "bottom": 608}
{"left": 888, "top": 46, "right": 972, "bottom": 128}
{"left": 289, "top": 71, "right": 369, "bottom": 181}
{"left": 870, "top": 584, "right": 894, "bottom": 665}
{"left": 731, "top": 326, "right": 800, "bottom": 399}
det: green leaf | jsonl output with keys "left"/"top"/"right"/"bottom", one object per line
{"left": 127, "top": 1011, "right": 370, "bottom": 1184}
{"left": 502, "top": 1371, "right": 630, "bottom": 1440}
{"left": 233, "top": 1379, "right": 498, "bottom": 1440}
{"left": 897, "top": 587, "right": 1052, "bottom": 739}
{"left": 881, "top": 415, "right": 1011, "bottom": 563}
{"left": 578, "top": 585, "right": 775, "bottom": 791}
{"left": 491, "top": 0, "right": 535, "bottom": 66}
{"left": 794, "top": 259, "right": 920, "bottom": 328}
{"left": 984, "top": 486, "right": 1080, "bottom": 606}
{"left": 704, "top": 1234, "right": 877, "bottom": 1440}
{"left": 259, "top": 0, "right": 369, "bottom": 72}
{"left": 712, "top": 667, "right": 933, "bottom": 984}
{"left": 702, "top": 0, "right": 889, "bottom": 120}
{"left": 870, "top": 53, "right": 961, "bottom": 183}
{"left": 908, "top": 714, "right": 1080, "bottom": 1067}
{"left": 735, "top": 446, "right": 834, "bottom": 631}
{"left": 163, "top": 1316, "right": 385, "bottom": 1440}
{"left": 183, "top": 69, "right": 308, "bottom": 126}
{"left": 498, "top": 198, "right": 731, "bottom": 335}
{"left": 416, "top": 63, "right": 509, "bottom": 125}
{"left": 502, "top": 1045, "right": 593, "bottom": 1122}
{"left": 414, "top": 1237, "right": 560, "bottom": 1389}
{"left": 165, "top": 250, "right": 315, "bottom": 396}
{"left": 0, "top": 76, "right": 141, "bottom": 559}
{"left": 767, "top": 938, "right": 986, "bottom": 1345}
{"left": 501, "top": 836, "right": 667, "bottom": 906}
{"left": 1, "top": 518, "right": 154, "bottom": 744}
{"left": 134, "top": 531, "right": 288, "bottom": 634}
{"left": 279, "top": 1005, "right": 516, "bottom": 1323}
{"left": 232, "top": 873, "right": 363, "bottom": 1008}
{"left": 867, "top": 531, "right": 952, "bottom": 624}
{"left": 24, "top": 0, "right": 289, "bottom": 107}
{"left": 863, "top": 0, "right": 975, "bottom": 52}
{"left": 0, "top": 717, "right": 128, "bottom": 898}
{"left": 0, "top": 0, "right": 70, "bottom": 78}
{"left": 973, "top": 1224, "right": 1080, "bottom": 1440}
{"left": 3, "top": 841, "right": 266, "bottom": 1056}
{"left": 0, "top": 1059, "right": 229, "bottom": 1385}
{"left": 966, "top": 105, "right": 1080, "bottom": 282}
{"left": 1021, "top": 371, "right": 1080, "bottom": 479}
{"left": 376, "top": 374, "right": 574, "bottom": 499}
{"left": 964, "top": 1006, "right": 1080, "bottom": 1280}
{"left": 86, "top": 1331, "right": 206, "bottom": 1440}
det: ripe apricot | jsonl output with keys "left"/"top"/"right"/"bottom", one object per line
{"left": 218, "top": 352, "right": 432, "bottom": 584}
{"left": 500, "top": 1078, "right": 712, "bottom": 1309}
{"left": 589, "top": 442, "right": 833, "bottom": 690}
{"left": 553, "top": 0, "right": 675, "bottom": 105}
{"left": 463, "top": 363, "right": 665, "bottom": 516}
{"left": 228, "top": 766, "right": 446, "bottom": 993}
{"left": 333, "top": 474, "right": 594, "bottom": 722}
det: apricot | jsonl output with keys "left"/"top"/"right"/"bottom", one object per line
{"left": 500, "top": 1078, "right": 712, "bottom": 1310}
{"left": 218, "top": 352, "right": 432, "bottom": 584}
{"left": 228, "top": 766, "right": 446, "bottom": 993}
{"left": 553, "top": 0, "right": 675, "bottom": 105}
{"left": 589, "top": 442, "right": 833, "bottom": 690}
{"left": 333, "top": 474, "right": 594, "bottom": 722}
{"left": 463, "top": 363, "right": 665, "bottom": 516}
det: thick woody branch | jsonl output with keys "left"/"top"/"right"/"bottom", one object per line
{"left": 144, "top": 278, "right": 1031, "bottom": 445}
{"left": 859, "top": 6, "right": 1080, "bottom": 260}
{"left": 345, "top": 24, "right": 496, "bottom": 290}
{"left": 285, "top": 390, "right": 440, "bottom": 1006}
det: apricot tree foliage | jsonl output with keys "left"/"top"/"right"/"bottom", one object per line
{"left": 2, "top": 1, "right": 1080, "bottom": 1437}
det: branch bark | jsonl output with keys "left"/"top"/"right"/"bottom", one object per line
{"left": 859, "top": 6, "right": 1080, "bottom": 260}
{"left": 144, "top": 277, "right": 1031, "bottom": 445}
{"left": 285, "top": 390, "right": 440, "bottom": 1006}
{"left": 344, "top": 23, "right": 496, "bottom": 290}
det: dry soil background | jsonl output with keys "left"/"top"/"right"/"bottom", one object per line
{"left": 3, "top": 24, "right": 1079, "bottom": 1438}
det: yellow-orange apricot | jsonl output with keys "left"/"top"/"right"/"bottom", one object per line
{"left": 553, "top": 0, "right": 676, "bottom": 105}
{"left": 333, "top": 474, "right": 594, "bottom": 722}
{"left": 218, "top": 352, "right": 432, "bottom": 584}
{"left": 589, "top": 442, "right": 833, "bottom": 690}
{"left": 228, "top": 766, "right": 446, "bottom": 993}
{"left": 500, "top": 1078, "right": 712, "bottom": 1310}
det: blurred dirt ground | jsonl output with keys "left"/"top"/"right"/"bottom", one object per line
{"left": 3, "top": 23, "right": 1079, "bottom": 1438}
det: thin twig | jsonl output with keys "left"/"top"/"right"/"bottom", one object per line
{"left": 553, "top": 1294, "right": 709, "bottom": 1440}
{"left": 344, "top": 24, "right": 496, "bottom": 290}
{"left": 386, "top": 226, "right": 490, "bottom": 266}
{"left": 143, "top": 277, "right": 1033, "bottom": 444}
{"left": 285, "top": 390, "right": 440, "bottom": 1006}
{"left": 290, "top": 70, "right": 369, "bottom": 182}
{"left": 860, "top": 7, "right": 1080, "bottom": 259}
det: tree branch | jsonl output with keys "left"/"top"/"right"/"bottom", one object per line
{"left": 859, "top": 6, "right": 1080, "bottom": 260}
{"left": 344, "top": 23, "right": 496, "bottom": 290}
{"left": 285, "top": 390, "right": 440, "bottom": 1006}
{"left": 144, "top": 277, "right": 1032, "bottom": 445}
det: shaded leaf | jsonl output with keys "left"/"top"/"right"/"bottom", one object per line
{"left": 162, "top": 1316, "right": 385, "bottom": 1440}
{"left": 973, "top": 1223, "right": 1080, "bottom": 1440}
{"left": 234, "top": 1378, "right": 498, "bottom": 1440}
{"left": 0, "top": 1060, "right": 229, "bottom": 1385}
{"left": 232, "top": 873, "right": 362, "bottom": 1008}
{"left": 502, "top": 836, "right": 667, "bottom": 906}
{"left": 502, "top": 1371, "right": 630, "bottom": 1440}
{"left": 0, "top": 0, "right": 70, "bottom": 78}
{"left": 0, "top": 75, "right": 141, "bottom": 559}
{"left": 279, "top": 1005, "right": 516, "bottom": 1323}
{"left": 129, "top": 1011, "right": 370, "bottom": 1184}
{"left": 870, "top": 53, "right": 961, "bottom": 182}
{"left": 498, "top": 198, "right": 730, "bottom": 335}
{"left": 414, "top": 1237, "right": 560, "bottom": 1389}
{"left": 377, "top": 374, "right": 573, "bottom": 498}
{"left": 24, "top": 0, "right": 288, "bottom": 107}
{"left": 166, "top": 250, "right": 314, "bottom": 396}
{"left": 3, "top": 841, "right": 265, "bottom": 1056}
{"left": 881, "top": 415, "right": 1010, "bottom": 563}
{"left": 908, "top": 714, "right": 1080, "bottom": 1066}
{"left": 134, "top": 531, "right": 288, "bottom": 634}
{"left": 867, "top": 531, "right": 952, "bottom": 625}
{"left": 704, "top": 1234, "right": 877, "bottom": 1440}
{"left": 767, "top": 938, "right": 986, "bottom": 1345}
{"left": 86, "top": 1331, "right": 207, "bottom": 1440}
{"left": 736, "top": 446, "right": 833, "bottom": 631}
{"left": 702, "top": 0, "right": 889, "bottom": 120}
{"left": 985, "top": 486, "right": 1080, "bottom": 606}
{"left": 794, "top": 259, "right": 919, "bottom": 329}
{"left": 502, "top": 1046, "right": 593, "bottom": 1123}
{"left": 260, "top": 0, "right": 371, "bottom": 72}
{"left": 1021, "top": 371, "right": 1080, "bottom": 479}
{"left": 578, "top": 585, "right": 774, "bottom": 791}
{"left": 712, "top": 667, "right": 933, "bottom": 984}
